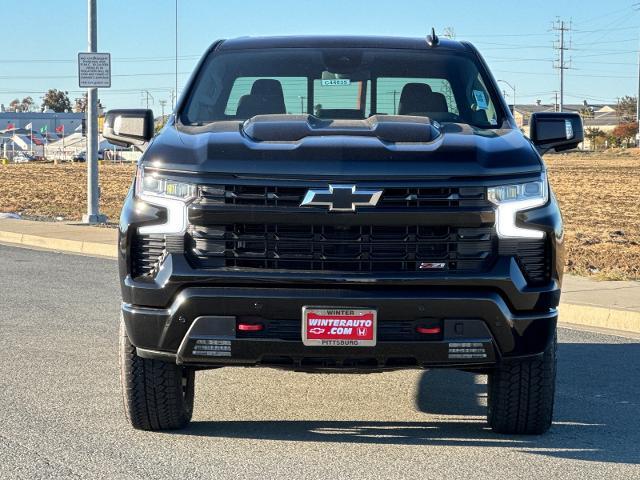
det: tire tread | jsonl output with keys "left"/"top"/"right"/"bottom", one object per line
{"left": 119, "top": 318, "right": 193, "bottom": 430}
{"left": 488, "top": 334, "right": 556, "bottom": 434}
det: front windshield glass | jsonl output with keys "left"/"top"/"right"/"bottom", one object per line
{"left": 182, "top": 47, "right": 503, "bottom": 128}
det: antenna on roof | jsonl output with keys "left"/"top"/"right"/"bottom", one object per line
{"left": 426, "top": 27, "right": 439, "bottom": 47}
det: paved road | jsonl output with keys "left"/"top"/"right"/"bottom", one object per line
{"left": 1, "top": 244, "right": 639, "bottom": 480}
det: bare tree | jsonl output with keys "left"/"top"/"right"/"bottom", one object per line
{"left": 20, "top": 96, "right": 34, "bottom": 112}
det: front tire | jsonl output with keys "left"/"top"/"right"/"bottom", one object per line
{"left": 119, "top": 317, "right": 195, "bottom": 430}
{"left": 487, "top": 333, "right": 557, "bottom": 434}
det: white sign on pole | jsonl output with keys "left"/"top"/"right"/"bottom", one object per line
{"left": 78, "top": 52, "right": 111, "bottom": 88}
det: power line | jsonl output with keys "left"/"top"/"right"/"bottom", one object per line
{"left": 571, "top": 5, "right": 633, "bottom": 27}
{"left": 0, "top": 54, "right": 201, "bottom": 64}
{"left": 0, "top": 71, "right": 193, "bottom": 80}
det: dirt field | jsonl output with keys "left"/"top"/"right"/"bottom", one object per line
{"left": 546, "top": 150, "right": 640, "bottom": 280}
{"left": 1, "top": 152, "right": 639, "bottom": 280}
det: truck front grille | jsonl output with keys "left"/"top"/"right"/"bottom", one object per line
{"left": 200, "top": 185, "right": 489, "bottom": 209}
{"left": 187, "top": 224, "right": 495, "bottom": 273}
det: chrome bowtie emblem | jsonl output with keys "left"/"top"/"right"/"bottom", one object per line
{"left": 300, "top": 185, "right": 383, "bottom": 212}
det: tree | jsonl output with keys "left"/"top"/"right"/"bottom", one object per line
{"left": 74, "top": 93, "right": 88, "bottom": 113}
{"left": 20, "top": 96, "right": 34, "bottom": 112}
{"left": 615, "top": 95, "right": 636, "bottom": 123}
{"left": 585, "top": 127, "right": 605, "bottom": 151}
{"left": 41, "top": 89, "right": 71, "bottom": 113}
{"left": 611, "top": 122, "right": 638, "bottom": 148}
{"left": 8, "top": 99, "right": 21, "bottom": 112}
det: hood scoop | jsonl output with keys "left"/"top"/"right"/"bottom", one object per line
{"left": 241, "top": 114, "right": 441, "bottom": 143}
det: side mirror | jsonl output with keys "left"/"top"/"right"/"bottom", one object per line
{"left": 103, "top": 109, "right": 154, "bottom": 150}
{"left": 529, "top": 112, "right": 583, "bottom": 155}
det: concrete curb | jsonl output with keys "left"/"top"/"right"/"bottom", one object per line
{"left": 1, "top": 229, "right": 638, "bottom": 336}
{"left": 558, "top": 303, "right": 640, "bottom": 335}
{"left": 0, "top": 230, "right": 118, "bottom": 258}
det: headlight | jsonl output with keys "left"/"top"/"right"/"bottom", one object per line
{"left": 135, "top": 168, "right": 195, "bottom": 235}
{"left": 487, "top": 174, "right": 548, "bottom": 239}
{"left": 135, "top": 167, "right": 195, "bottom": 200}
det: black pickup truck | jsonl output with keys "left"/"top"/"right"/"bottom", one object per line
{"left": 105, "top": 35, "right": 583, "bottom": 434}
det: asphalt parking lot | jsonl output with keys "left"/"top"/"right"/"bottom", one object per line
{"left": 1, "top": 244, "right": 639, "bottom": 479}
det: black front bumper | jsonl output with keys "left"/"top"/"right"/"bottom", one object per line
{"left": 122, "top": 276, "right": 558, "bottom": 370}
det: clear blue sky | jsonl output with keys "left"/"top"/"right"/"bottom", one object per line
{"left": 1, "top": 0, "right": 638, "bottom": 111}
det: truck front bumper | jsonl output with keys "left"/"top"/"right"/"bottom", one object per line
{"left": 122, "top": 281, "right": 557, "bottom": 371}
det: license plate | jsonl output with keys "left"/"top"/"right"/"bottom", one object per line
{"left": 302, "top": 307, "right": 377, "bottom": 347}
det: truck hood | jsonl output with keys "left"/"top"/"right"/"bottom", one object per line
{"left": 143, "top": 119, "right": 542, "bottom": 180}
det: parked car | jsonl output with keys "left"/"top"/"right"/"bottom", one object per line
{"left": 72, "top": 150, "right": 104, "bottom": 162}
{"left": 13, "top": 152, "right": 35, "bottom": 163}
{"left": 105, "top": 35, "right": 583, "bottom": 434}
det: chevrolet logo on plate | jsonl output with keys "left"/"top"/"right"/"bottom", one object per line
{"left": 300, "top": 185, "right": 383, "bottom": 212}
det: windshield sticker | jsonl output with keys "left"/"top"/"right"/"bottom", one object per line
{"left": 473, "top": 90, "right": 489, "bottom": 110}
{"left": 321, "top": 79, "right": 351, "bottom": 86}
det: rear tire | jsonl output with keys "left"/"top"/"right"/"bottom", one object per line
{"left": 487, "top": 333, "right": 556, "bottom": 434}
{"left": 119, "top": 316, "right": 195, "bottom": 430}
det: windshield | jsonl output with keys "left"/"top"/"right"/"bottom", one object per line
{"left": 181, "top": 47, "right": 503, "bottom": 128}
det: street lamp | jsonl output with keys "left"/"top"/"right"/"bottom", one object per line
{"left": 497, "top": 79, "right": 516, "bottom": 117}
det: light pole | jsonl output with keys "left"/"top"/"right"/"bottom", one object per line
{"left": 497, "top": 79, "right": 516, "bottom": 117}
{"left": 82, "top": 0, "right": 105, "bottom": 223}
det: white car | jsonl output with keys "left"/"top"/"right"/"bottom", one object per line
{"left": 13, "top": 153, "right": 35, "bottom": 163}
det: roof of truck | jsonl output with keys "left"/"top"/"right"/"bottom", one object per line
{"left": 216, "top": 35, "right": 469, "bottom": 52}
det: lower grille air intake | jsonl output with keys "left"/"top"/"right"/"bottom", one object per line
{"left": 187, "top": 224, "right": 495, "bottom": 274}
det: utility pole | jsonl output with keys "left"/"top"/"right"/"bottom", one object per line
{"left": 170, "top": 89, "right": 177, "bottom": 111}
{"left": 637, "top": 44, "right": 640, "bottom": 146}
{"left": 634, "top": 3, "right": 640, "bottom": 145}
{"left": 82, "top": 0, "right": 105, "bottom": 224}
{"left": 175, "top": 0, "right": 179, "bottom": 102}
{"left": 392, "top": 90, "right": 397, "bottom": 115}
{"left": 553, "top": 18, "right": 571, "bottom": 112}
{"left": 141, "top": 90, "right": 154, "bottom": 109}
{"left": 159, "top": 100, "right": 167, "bottom": 120}
{"left": 498, "top": 80, "right": 516, "bottom": 116}
{"left": 498, "top": 80, "right": 516, "bottom": 119}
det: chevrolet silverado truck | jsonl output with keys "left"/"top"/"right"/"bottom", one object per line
{"left": 104, "top": 34, "right": 583, "bottom": 434}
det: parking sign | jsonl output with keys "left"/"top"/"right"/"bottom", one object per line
{"left": 78, "top": 53, "right": 111, "bottom": 88}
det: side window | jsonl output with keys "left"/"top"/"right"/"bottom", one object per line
{"left": 376, "top": 78, "right": 459, "bottom": 115}
{"left": 224, "top": 77, "right": 307, "bottom": 115}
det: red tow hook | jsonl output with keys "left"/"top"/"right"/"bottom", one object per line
{"left": 416, "top": 326, "right": 441, "bottom": 335}
{"left": 238, "top": 323, "right": 264, "bottom": 332}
